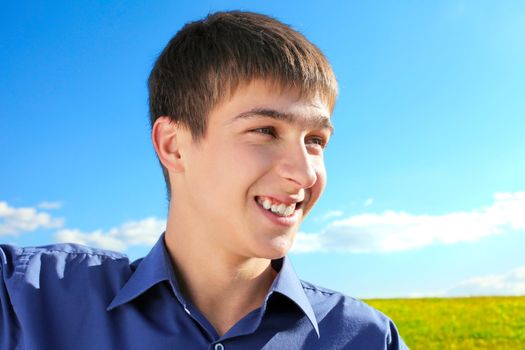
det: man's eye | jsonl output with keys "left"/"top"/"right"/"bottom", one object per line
{"left": 252, "top": 127, "right": 276, "bottom": 136}
{"left": 306, "top": 136, "right": 327, "bottom": 148}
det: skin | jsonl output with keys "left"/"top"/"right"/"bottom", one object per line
{"left": 152, "top": 80, "right": 333, "bottom": 336}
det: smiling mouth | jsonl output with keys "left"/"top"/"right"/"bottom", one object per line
{"left": 255, "top": 196, "right": 303, "bottom": 217}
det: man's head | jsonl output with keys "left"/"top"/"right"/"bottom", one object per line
{"left": 148, "top": 11, "right": 338, "bottom": 197}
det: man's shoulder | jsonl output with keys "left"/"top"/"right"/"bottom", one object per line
{"left": 0, "top": 242, "right": 129, "bottom": 266}
{"left": 1, "top": 242, "right": 128, "bottom": 259}
{"left": 0, "top": 243, "right": 144, "bottom": 349}
{"left": 299, "top": 279, "right": 346, "bottom": 311}
{"left": 300, "top": 279, "right": 405, "bottom": 346}
{"left": 300, "top": 279, "right": 382, "bottom": 316}
{"left": 0, "top": 243, "right": 133, "bottom": 289}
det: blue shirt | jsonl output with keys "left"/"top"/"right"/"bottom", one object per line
{"left": 0, "top": 235, "right": 408, "bottom": 349}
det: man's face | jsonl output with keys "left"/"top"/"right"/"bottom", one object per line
{"left": 174, "top": 80, "right": 332, "bottom": 260}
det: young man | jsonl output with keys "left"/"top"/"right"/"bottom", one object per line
{"left": 0, "top": 11, "right": 408, "bottom": 349}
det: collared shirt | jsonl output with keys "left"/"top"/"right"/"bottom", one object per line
{"left": 0, "top": 234, "right": 408, "bottom": 349}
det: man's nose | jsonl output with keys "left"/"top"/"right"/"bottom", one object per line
{"left": 275, "top": 142, "right": 317, "bottom": 189}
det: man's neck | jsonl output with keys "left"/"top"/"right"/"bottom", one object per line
{"left": 164, "top": 218, "right": 278, "bottom": 337}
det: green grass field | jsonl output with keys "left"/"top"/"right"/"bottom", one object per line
{"left": 365, "top": 296, "right": 525, "bottom": 350}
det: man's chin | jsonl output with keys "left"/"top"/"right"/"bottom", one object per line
{"left": 256, "top": 235, "right": 295, "bottom": 260}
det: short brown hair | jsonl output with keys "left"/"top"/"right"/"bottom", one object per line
{"left": 148, "top": 11, "right": 338, "bottom": 197}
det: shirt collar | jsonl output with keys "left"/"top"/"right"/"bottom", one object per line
{"left": 107, "top": 233, "right": 187, "bottom": 311}
{"left": 269, "top": 256, "right": 320, "bottom": 337}
{"left": 107, "top": 234, "right": 319, "bottom": 336}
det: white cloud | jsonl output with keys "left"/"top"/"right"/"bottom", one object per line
{"left": 37, "top": 201, "right": 62, "bottom": 210}
{"left": 316, "top": 210, "right": 344, "bottom": 221}
{"left": 293, "top": 192, "right": 525, "bottom": 253}
{"left": 364, "top": 198, "right": 374, "bottom": 207}
{"left": 0, "top": 201, "right": 64, "bottom": 236}
{"left": 54, "top": 217, "right": 166, "bottom": 251}
{"left": 412, "top": 266, "right": 525, "bottom": 297}
{"left": 446, "top": 267, "right": 525, "bottom": 296}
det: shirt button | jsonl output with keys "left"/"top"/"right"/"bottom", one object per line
{"left": 214, "top": 343, "right": 225, "bottom": 350}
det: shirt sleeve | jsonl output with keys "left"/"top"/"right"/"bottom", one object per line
{"left": 0, "top": 245, "right": 22, "bottom": 349}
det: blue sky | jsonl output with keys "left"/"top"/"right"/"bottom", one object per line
{"left": 1, "top": 0, "right": 524, "bottom": 298}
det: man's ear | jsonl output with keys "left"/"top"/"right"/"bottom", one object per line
{"left": 152, "top": 116, "right": 185, "bottom": 173}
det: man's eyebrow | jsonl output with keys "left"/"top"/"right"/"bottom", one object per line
{"left": 232, "top": 108, "right": 334, "bottom": 136}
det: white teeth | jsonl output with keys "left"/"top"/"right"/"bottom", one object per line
{"left": 270, "top": 201, "right": 296, "bottom": 216}
{"left": 257, "top": 196, "right": 297, "bottom": 217}
{"left": 284, "top": 206, "right": 294, "bottom": 216}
